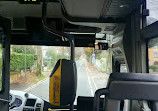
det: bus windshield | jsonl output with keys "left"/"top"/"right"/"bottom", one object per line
{"left": 10, "top": 45, "right": 111, "bottom": 104}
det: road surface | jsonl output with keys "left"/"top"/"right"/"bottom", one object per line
{"left": 27, "top": 59, "right": 109, "bottom": 104}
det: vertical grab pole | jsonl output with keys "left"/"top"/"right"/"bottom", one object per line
{"left": 42, "top": 0, "right": 75, "bottom": 62}
{"left": 70, "top": 35, "right": 75, "bottom": 62}
{"left": 70, "top": 103, "right": 74, "bottom": 111}
{"left": 42, "top": 1, "right": 76, "bottom": 111}
{"left": 70, "top": 35, "right": 75, "bottom": 111}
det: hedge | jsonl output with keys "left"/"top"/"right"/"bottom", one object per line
{"left": 10, "top": 52, "right": 34, "bottom": 72}
{"left": 12, "top": 46, "right": 36, "bottom": 55}
{"left": 149, "top": 65, "right": 158, "bottom": 72}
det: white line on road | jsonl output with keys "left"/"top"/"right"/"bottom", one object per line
{"left": 24, "top": 78, "right": 48, "bottom": 92}
{"left": 91, "top": 76, "right": 98, "bottom": 90}
{"left": 85, "top": 62, "right": 95, "bottom": 96}
{"left": 87, "top": 74, "right": 94, "bottom": 96}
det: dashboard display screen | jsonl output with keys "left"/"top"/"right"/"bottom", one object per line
{"left": 18, "top": 0, "right": 40, "bottom": 4}
{"left": 25, "top": 99, "right": 36, "bottom": 107}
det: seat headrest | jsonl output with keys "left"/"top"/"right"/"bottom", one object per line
{"left": 49, "top": 59, "right": 77, "bottom": 106}
{"left": 108, "top": 73, "right": 158, "bottom": 101}
{"left": 110, "top": 72, "right": 158, "bottom": 82}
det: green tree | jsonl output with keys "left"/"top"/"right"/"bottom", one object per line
{"left": 84, "top": 48, "right": 108, "bottom": 62}
{"left": 12, "top": 45, "right": 36, "bottom": 55}
{"left": 10, "top": 45, "right": 36, "bottom": 72}
{"left": 0, "top": 46, "right": 2, "bottom": 73}
{"left": 36, "top": 47, "right": 42, "bottom": 76}
{"left": 45, "top": 49, "right": 57, "bottom": 67}
{"left": 45, "top": 47, "right": 69, "bottom": 68}
{"left": 10, "top": 52, "right": 34, "bottom": 72}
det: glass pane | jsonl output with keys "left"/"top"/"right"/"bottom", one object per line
{"left": 75, "top": 48, "right": 110, "bottom": 101}
{"left": 120, "top": 64, "right": 127, "bottom": 73}
{"left": 10, "top": 45, "right": 111, "bottom": 105}
{"left": 148, "top": 38, "right": 158, "bottom": 73}
{"left": 10, "top": 45, "right": 70, "bottom": 101}
{"left": 0, "top": 28, "right": 3, "bottom": 91}
{"left": 147, "top": 0, "right": 158, "bottom": 25}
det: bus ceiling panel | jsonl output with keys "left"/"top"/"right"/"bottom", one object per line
{"left": 66, "top": 20, "right": 125, "bottom": 35}
{"left": 61, "top": 0, "right": 145, "bottom": 19}
{"left": 103, "top": 0, "right": 145, "bottom": 18}
{"left": 0, "top": 1, "right": 62, "bottom": 18}
{"left": 61, "top": 0, "right": 105, "bottom": 19}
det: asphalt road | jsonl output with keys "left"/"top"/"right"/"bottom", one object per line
{"left": 27, "top": 59, "right": 108, "bottom": 104}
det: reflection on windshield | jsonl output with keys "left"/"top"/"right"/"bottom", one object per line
{"left": 10, "top": 45, "right": 110, "bottom": 104}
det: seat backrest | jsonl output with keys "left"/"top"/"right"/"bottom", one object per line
{"left": 94, "top": 73, "right": 158, "bottom": 111}
{"left": 49, "top": 59, "right": 77, "bottom": 106}
{"left": 108, "top": 73, "right": 158, "bottom": 100}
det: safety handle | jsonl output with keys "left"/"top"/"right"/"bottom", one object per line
{"left": 42, "top": 0, "right": 75, "bottom": 62}
{"left": 93, "top": 88, "right": 109, "bottom": 111}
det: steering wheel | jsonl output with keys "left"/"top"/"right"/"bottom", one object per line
{"left": 9, "top": 94, "right": 16, "bottom": 109}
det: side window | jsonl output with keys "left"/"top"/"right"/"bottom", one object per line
{"left": 0, "top": 27, "right": 3, "bottom": 91}
{"left": 148, "top": 38, "right": 158, "bottom": 73}
{"left": 120, "top": 64, "right": 127, "bottom": 73}
{"left": 154, "top": 52, "right": 158, "bottom": 58}
{"left": 147, "top": 0, "right": 158, "bottom": 26}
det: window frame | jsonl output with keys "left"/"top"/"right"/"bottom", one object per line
{"left": 154, "top": 51, "right": 158, "bottom": 58}
{"left": 0, "top": 17, "right": 11, "bottom": 96}
{"left": 141, "top": 1, "right": 158, "bottom": 73}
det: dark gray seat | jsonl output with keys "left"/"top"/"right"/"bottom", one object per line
{"left": 94, "top": 73, "right": 158, "bottom": 111}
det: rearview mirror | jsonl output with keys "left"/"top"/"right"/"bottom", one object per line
{"left": 95, "top": 42, "right": 108, "bottom": 50}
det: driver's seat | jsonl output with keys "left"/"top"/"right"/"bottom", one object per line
{"left": 49, "top": 59, "right": 77, "bottom": 110}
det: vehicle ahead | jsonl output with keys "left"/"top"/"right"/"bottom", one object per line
{"left": 0, "top": 0, "right": 158, "bottom": 111}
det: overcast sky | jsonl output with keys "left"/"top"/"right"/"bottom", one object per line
{"left": 147, "top": 0, "right": 158, "bottom": 20}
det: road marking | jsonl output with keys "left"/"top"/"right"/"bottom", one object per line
{"left": 85, "top": 62, "right": 94, "bottom": 96}
{"left": 86, "top": 61, "right": 98, "bottom": 90}
{"left": 24, "top": 78, "right": 48, "bottom": 92}
{"left": 91, "top": 76, "right": 98, "bottom": 90}
{"left": 87, "top": 73, "right": 94, "bottom": 96}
